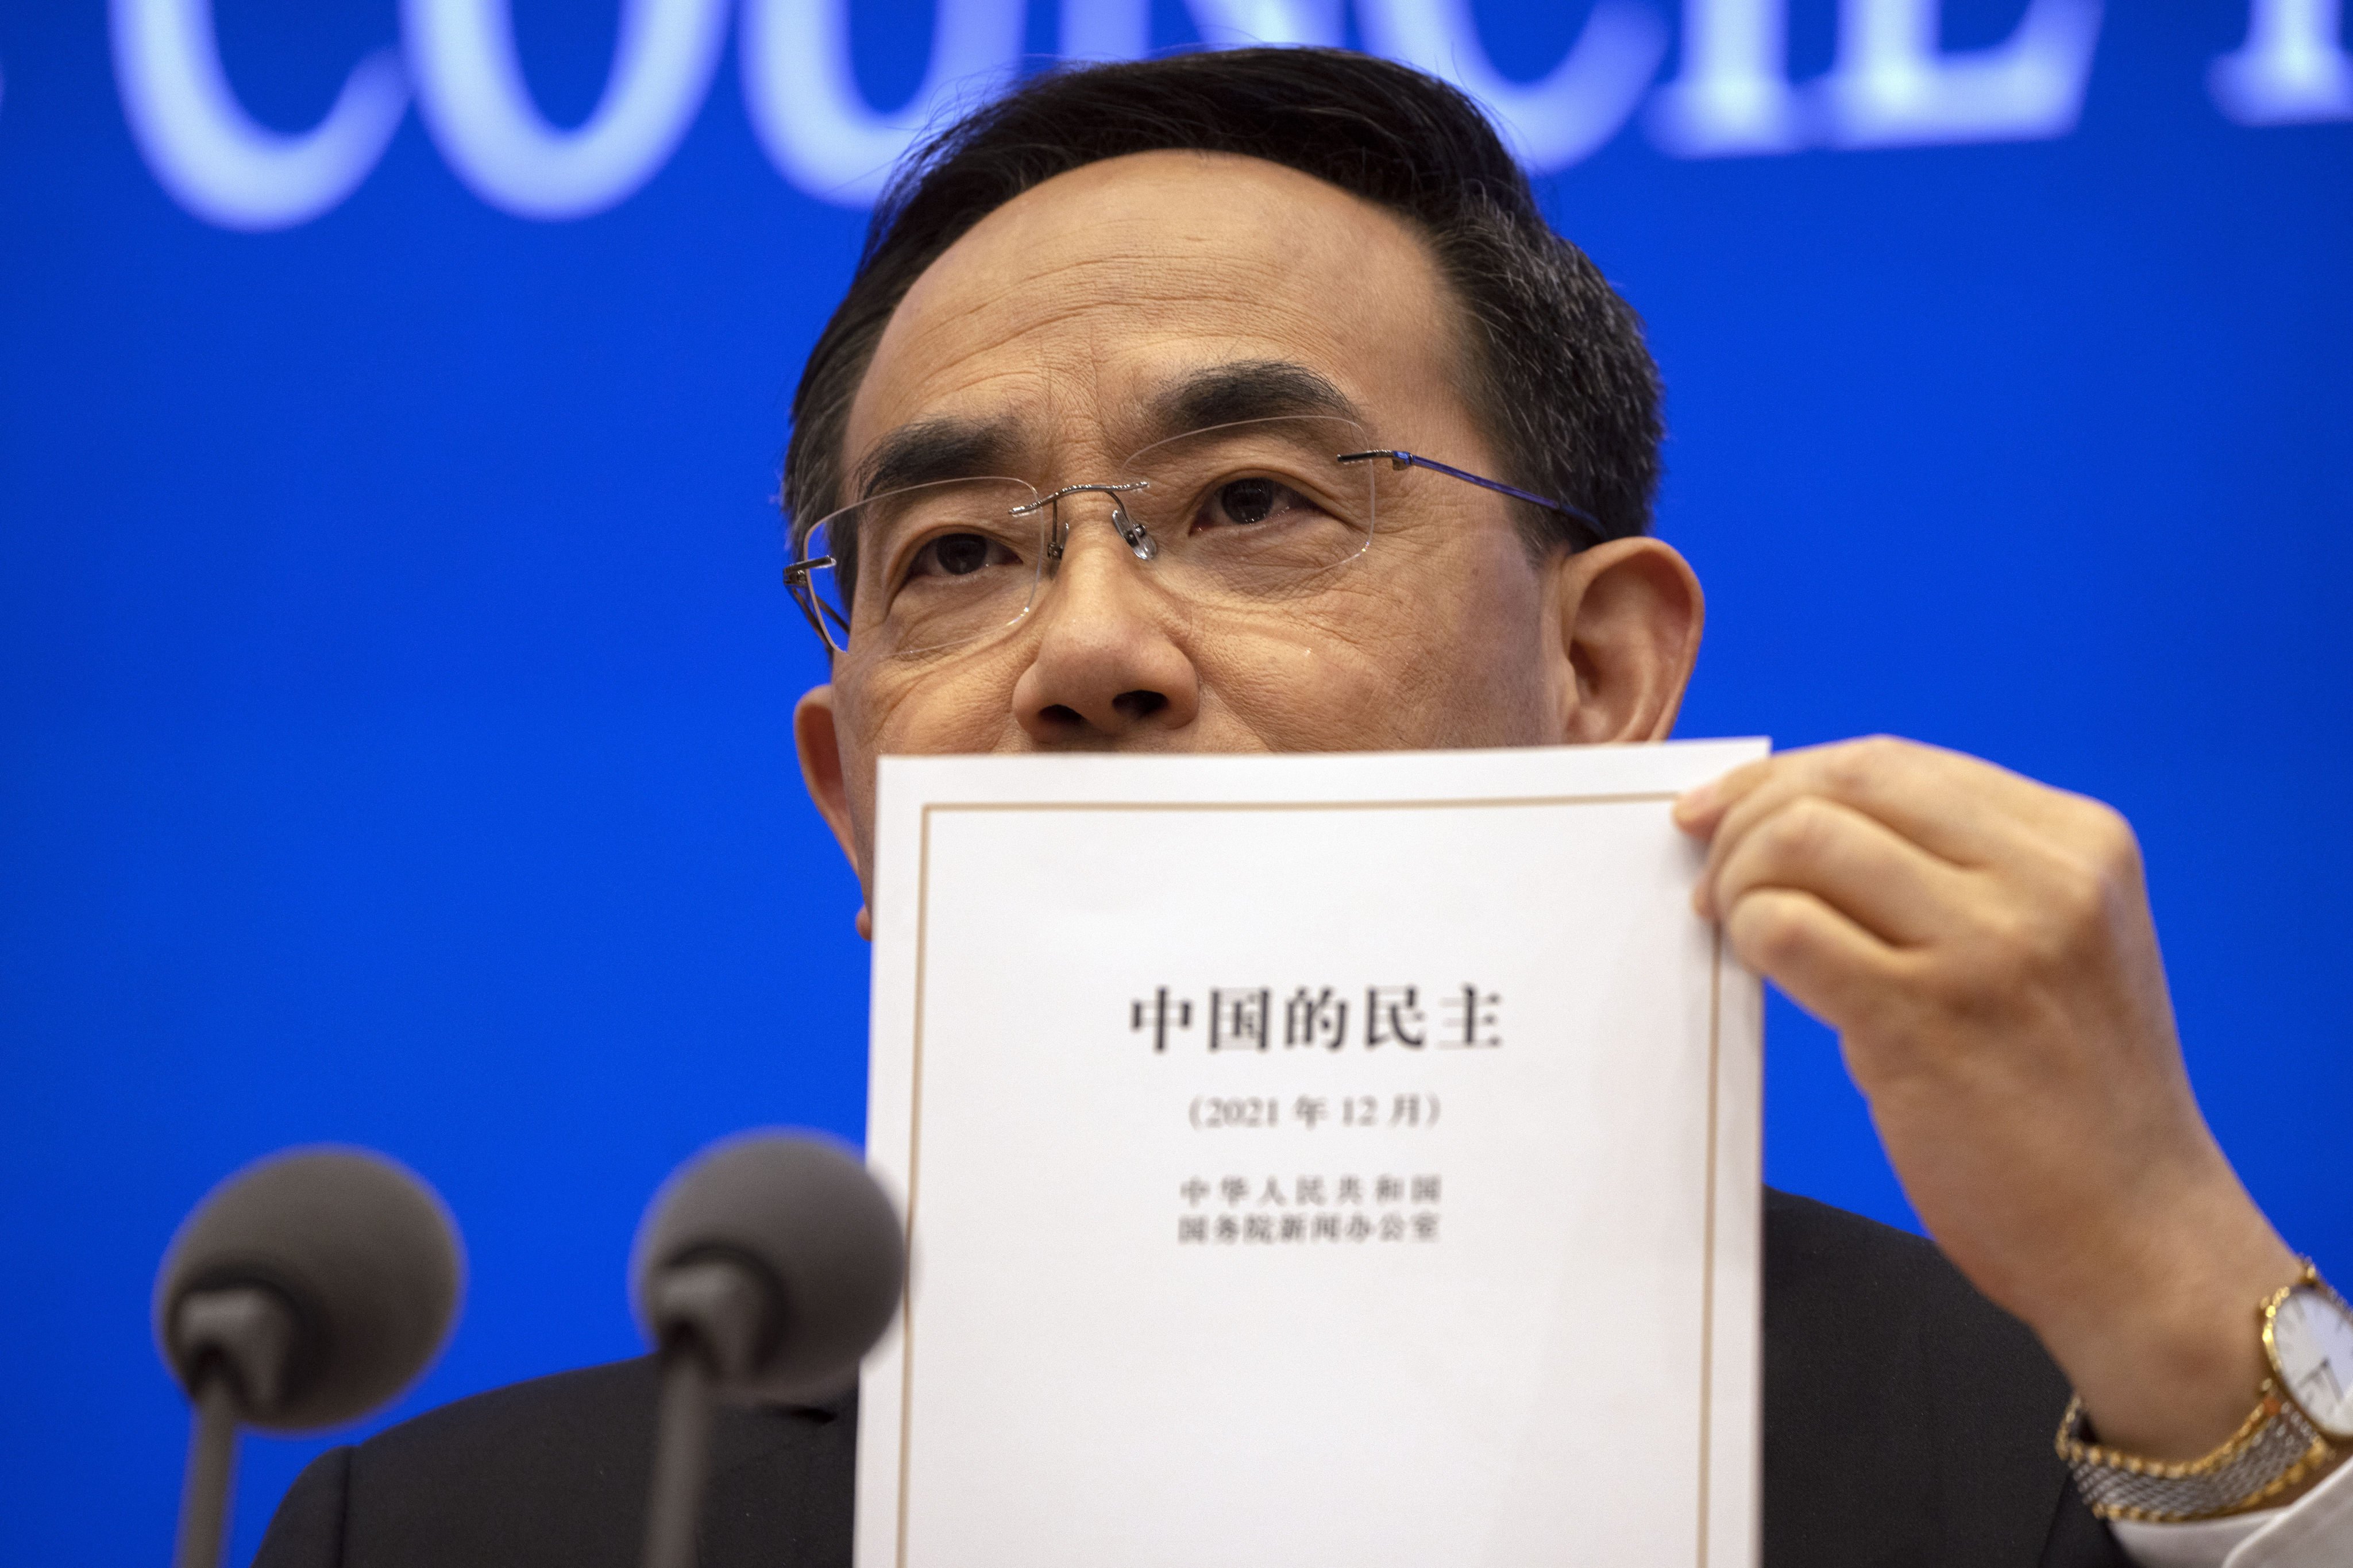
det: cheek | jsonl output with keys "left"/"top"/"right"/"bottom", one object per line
{"left": 834, "top": 659, "right": 1022, "bottom": 770}
{"left": 1444, "top": 548, "right": 1549, "bottom": 659}
{"left": 1191, "top": 580, "right": 1449, "bottom": 748}
{"left": 1309, "top": 537, "right": 1554, "bottom": 743}
{"left": 1207, "top": 625, "right": 1393, "bottom": 737}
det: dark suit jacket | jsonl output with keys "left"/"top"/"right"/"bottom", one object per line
{"left": 254, "top": 1190, "right": 2130, "bottom": 1567}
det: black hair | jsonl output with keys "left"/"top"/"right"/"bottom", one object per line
{"left": 782, "top": 47, "right": 1661, "bottom": 559}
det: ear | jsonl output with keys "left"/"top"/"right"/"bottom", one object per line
{"left": 793, "top": 684, "right": 873, "bottom": 940}
{"left": 1544, "top": 538, "right": 1705, "bottom": 744}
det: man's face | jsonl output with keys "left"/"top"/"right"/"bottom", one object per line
{"left": 797, "top": 152, "right": 1701, "bottom": 898}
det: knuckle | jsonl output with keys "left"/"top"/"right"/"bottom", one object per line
{"left": 1951, "top": 804, "right": 2144, "bottom": 991}
{"left": 2042, "top": 806, "right": 2141, "bottom": 941}
{"left": 1730, "top": 894, "right": 1811, "bottom": 969}
{"left": 1819, "top": 750, "right": 1873, "bottom": 795}
{"left": 2078, "top": 801, "right": 2143, "bottom": 880}
{"left": 2029, "top": 898, "right": 2096, "bottom": 972}
{"left": 2054, "top": 858, "right": 2112, "bottom": 926}
{"left": 1981, "top": 874, "right": 2103, "bottom": 982}
{"left": 1760, "top": 795, "right": 1839, "bottom": 864}
{"left": 1823, "top": 735, "right": 1903, "bottom": 794}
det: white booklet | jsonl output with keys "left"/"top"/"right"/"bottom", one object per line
{"left": 855, "top": 740, "right": 1768, "bottom": 1568}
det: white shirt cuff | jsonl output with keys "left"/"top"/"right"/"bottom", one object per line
{"left": 2112, "top": 1510, "right": 2277, "bottom": 1568}
{"left": 2110, "top": 1456, "right": 2353, "bottom": 1568}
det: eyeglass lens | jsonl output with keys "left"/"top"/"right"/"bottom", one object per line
{"left": 792, "top": 416, "right": 1376, "bottom": 658}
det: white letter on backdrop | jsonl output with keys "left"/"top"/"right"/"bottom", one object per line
{"left": 1061, "top": 0, "right": 1340, "bottom": 64}
{"left": 1815, "top": 0, "right": 2102, "bottom": 148}
{"left": 1359, "top": 0, "right": 1669, "bottom": 171}
{"left": 1062, "top": 0, "right": 1153, "bottom": 60}
{"left": 741, "top": 0, "right": 1027, "bottom": 205}
{"left": 1649, "top": 0, "right": 1803, "bottom": 155}
{"left": 1187, "top": 0, "right": 1345, "bottom": 48}
{"left": 2210, "top": 0, "right": 2353, "bottom": 123}
{"left": 402, "top": 0, "right": 728, "bottom": 221}
{"left": 110, "top": 0, "right": 408, "bottom": 230}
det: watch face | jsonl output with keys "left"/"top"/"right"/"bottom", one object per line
{"left": 2271, "top": 1285, "right": 2353, "bottom": 1440}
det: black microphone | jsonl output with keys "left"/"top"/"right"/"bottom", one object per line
{"left": 152, "top": 1146, "right": 464, "bottom": 1568}
{"left": 630, "top": 1131, "right": 905, "bottom": 1568}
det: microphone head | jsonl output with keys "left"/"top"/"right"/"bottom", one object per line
{"left": 631, "top": 1130, "right": 904, "bottom": 1405}
{"left": 152, "top": 1146, "right": 465, "bottom": 1433}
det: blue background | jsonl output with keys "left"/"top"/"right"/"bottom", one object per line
{"left": 2, "top": 3, "right": 2347, "bottom": 1562}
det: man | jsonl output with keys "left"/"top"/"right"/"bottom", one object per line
{"left": 254, "top": 48, "right": 2350, "bottom": 1568}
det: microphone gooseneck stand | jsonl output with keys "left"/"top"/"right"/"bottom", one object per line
{"left": 642, "top": 1339, "right": 717, "bottom": 1568}
{"left": 640, "top": 1253, "right": 777, "bottom": 1568}
{"left": 630, "top": 1134, "right": 908, "bottom": 1568}
{"left": 165, "top": 1281, "right": 297, "bottom": 1568}
{"left": 172, "top": 1366, "right": 240, "bottom": 1568}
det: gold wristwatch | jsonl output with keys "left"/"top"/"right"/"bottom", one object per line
{"left": 2057, "top": 1261, "right": 2353, "bottom": 1523}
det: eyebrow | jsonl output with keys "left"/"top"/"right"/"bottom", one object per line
{"left": 1140, "top": 360, "right": 1368, "bottom": 443}
{"left": 848, "top": 416, "right": 1024, "bottom": 503}
{"left": 845, "top": 359, "right": 1370, "bottom": 503}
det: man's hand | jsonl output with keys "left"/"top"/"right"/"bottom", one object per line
{"left": 1675, "top": 737, "right": 2300, "bottom": 1461}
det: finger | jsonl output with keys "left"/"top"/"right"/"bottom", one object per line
{"left": 1673, "top": 754, "right": 1775, "bottom": 835}
{"left": 1703, "top": 793, "right": 1970, "bottom": 948}
{"left": 1720, "top": 886, "right": 1905, "bottom": 1036}
{"left": 1699, "top": 738, "right": 2055, "bottom": 880}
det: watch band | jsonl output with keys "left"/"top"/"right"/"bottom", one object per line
{"left": 2058, "top": 1386, "right": 2335, "bottom": 1523}
{"left": 2056, "top": 1261, "right": 2348, "bottom": 1524}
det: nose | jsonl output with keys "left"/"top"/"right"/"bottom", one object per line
{"left": 1010, "top": 505, "right": 1200, "bottom": 743}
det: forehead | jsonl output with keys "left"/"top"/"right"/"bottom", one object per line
{"left": 843, "top": 151, "right": 1469, "bottom": 474}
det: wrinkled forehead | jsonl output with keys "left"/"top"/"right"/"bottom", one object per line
{"left": 839, "top": 150, "right": 1472, "bottom": 495}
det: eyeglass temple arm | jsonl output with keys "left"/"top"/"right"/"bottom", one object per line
{"left": 1336, "top": 450, "right": 1604, "bottom": 539}
{"left": 782, "top": 558, "right": 851, "bottom": 643}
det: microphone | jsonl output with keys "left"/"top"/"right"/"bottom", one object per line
{"left": 152, "top": 1146, "right": 464, "bottom": 1568}
{"left": 630, "top": 1131, "right": 905, "bottom": 1568}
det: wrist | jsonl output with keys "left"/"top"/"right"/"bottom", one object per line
{"left": 2040, "top": 1193, "right": 2300, "bottom": 1460}
{"left": 2058, "top": 1261, "right": 2353, "bottom": 1521}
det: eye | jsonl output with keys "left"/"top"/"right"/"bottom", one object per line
{"left": 1201, "top": 477, "right": 1315, "bottom": 529}
{"left": 904, "top": 531, "right": 1015, "bottom": 581}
